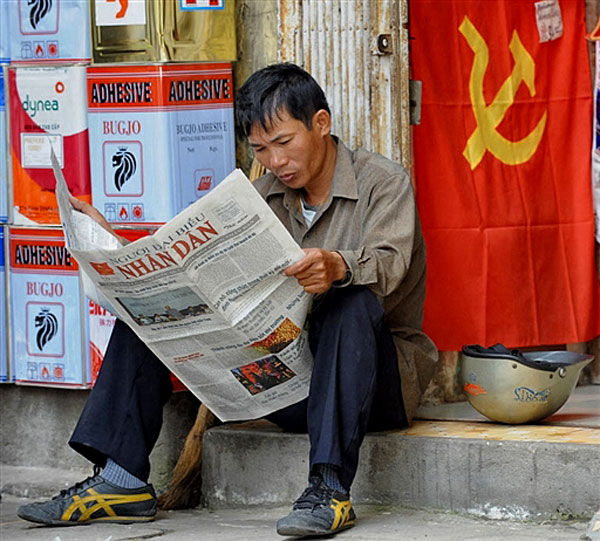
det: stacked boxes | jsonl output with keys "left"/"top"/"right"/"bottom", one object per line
{"left": 1, "top": 0, "right": 9, "bottom": 224}
{"left": 6, "top": 0, "right": 93, "bottom": 228}
{"left": 6, "top": 0, "right": 93, "bottom": 224}
{"left": 6, "top": 2, "right": 95, "bottom": 388}
{"left": 1, "top": 1, "right": 9, "bottom": 382}
{"left": 4, "top": 1, "right": 98, "bottom": 388}
{"left": 2, "top": 1, "right": 237, "bottom": 390}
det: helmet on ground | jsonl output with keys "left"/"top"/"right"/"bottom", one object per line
{"left": 460, "top": 344, "right": 593, "bottom": 424}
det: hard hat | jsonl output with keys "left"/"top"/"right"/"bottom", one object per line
{"left": 460, "top": 344, "right": 594, "bottom": 424}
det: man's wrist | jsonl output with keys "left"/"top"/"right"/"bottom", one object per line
{"left": 332, "top": 251, "right": 352, "bottom": 286}
{"left": 333, "top": 268, "right": 351, "bottom": 286}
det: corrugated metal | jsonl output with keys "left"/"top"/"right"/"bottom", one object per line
{"left": 278, "top": 0, "right": 410, "bottom": 169}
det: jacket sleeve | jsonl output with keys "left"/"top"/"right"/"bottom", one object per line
{"left": 335, "top": 170, "right": 416, "bottom": 297}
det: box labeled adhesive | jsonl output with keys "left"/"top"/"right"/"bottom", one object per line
{"left": 91, "top": 0, "right": 235, "bottom": 63}
{"left": 87, "top": 63, "right": 235, "bottom": 225}
{"left": 0, "top": 67, "right": 8, "bottom": 223}
{"left": 9, "top": 65, "right": 91, "bottom": 225}
{"left": 0, "top": 227, "right": 8, "bottom": 382}
{"left": 10, "top": 227, "right": 91, "bottom": 387}
{"left": 7, "top": 0, "right": 90, "bottom": 63}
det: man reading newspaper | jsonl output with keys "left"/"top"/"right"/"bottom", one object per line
{"left": 17, "top": 63, "right": 437, "bottom": 537}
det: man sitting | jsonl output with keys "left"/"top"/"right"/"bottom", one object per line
{"left": 17, "top": 63, "right": 437, "bottom": 538}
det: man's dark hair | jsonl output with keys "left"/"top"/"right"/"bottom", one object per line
{"left": 235, "top": 63, "right": 331, "bottom": 138}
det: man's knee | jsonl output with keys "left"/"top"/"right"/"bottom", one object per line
{"left": 314, "top": 286, "right": 384, "bottom": 325}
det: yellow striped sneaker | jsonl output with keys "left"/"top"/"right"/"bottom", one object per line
{"left": 276, "top": 476, "right": 356, "bottom": 537}
{"left": 17, "top": 467, "right": 157, "bottom": 526}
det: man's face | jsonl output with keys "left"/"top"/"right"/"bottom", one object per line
{"left": 248, "top": 109, "right": 332, "bottom": 194}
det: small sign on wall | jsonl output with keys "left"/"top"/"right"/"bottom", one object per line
{"left": 95, "top": 0, "right": 147, "bottom": 27}
{"left": 534, "top": 0, "right": 563, "bottom": 43}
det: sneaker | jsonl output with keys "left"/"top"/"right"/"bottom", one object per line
{"left": 276, "top": 475, "right": 356, "bottom": 537}
{"left": 17, "top": 466, "right": 157, "bottom": 526}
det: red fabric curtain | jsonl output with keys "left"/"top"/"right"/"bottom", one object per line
{"left": 410, "top": 0, "right": 600, "bottom": 350}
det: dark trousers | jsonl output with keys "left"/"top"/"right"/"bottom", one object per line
{"left": 69, "top": 286, "right": 407, "bottom": 490}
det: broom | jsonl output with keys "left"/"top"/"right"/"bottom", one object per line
{"left": 158, "top": 159, "right": 267, "bottom": 510}
{"left": 157, "top": 403, "right": 216, "bottom": 509}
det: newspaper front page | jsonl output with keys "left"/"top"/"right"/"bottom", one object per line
{"left": 54, "top": 158, "right": 313, "bottom": 421}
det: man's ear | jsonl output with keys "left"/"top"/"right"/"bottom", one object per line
{"left": 312, "top": 109, "right": 332, "bottom": 136}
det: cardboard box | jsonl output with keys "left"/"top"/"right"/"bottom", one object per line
{"left": 8, "top": 65, "right": 91, "bottom": 225}
{"left": 87, "top": 63, "right": 235, "bottom": 225}
{"left": 10, "top": 227, "right": 91, "bottom": 387}
{"left": 7, "top": 0, "right": 91, "bottom": 63}
{"left": 91, "top": 0, "right": 236, "bottom": 63}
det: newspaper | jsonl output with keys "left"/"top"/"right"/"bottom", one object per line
{"left": 53, "top": 155, "right": 313, "bottom": 421}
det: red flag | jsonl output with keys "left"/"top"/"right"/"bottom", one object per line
{"left": 411, "top": 0, "right": 600, "bottom": 350}
{"left": 90, "top": 261, "right": 115, "bottom": 276}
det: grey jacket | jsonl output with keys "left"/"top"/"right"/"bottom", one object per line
{"left": 253, "top": 139, "right": 438, "bottom": 421}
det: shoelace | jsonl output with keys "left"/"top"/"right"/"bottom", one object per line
{"left": 53, "top": 465, "right": 102, "bottom": 500}
{"left": 293, "top": 478, "right": 336, "bottom": 511}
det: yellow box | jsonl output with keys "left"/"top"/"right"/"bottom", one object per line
{"left": 91, "top": 0, "right": 236, "bottom": 63}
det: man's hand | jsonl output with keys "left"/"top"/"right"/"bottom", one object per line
{"left": 69, "top": 196, "right": 123, "bottom": 243}
{"left": 284, "top": 248, "right": 348, "bottom": 294}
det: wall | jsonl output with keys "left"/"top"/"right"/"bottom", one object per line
{"left": 0, "top": 385, "right": 199, "bottom": 491}
{"left": 234, "top": 0, "right": 279, "bottom": 174}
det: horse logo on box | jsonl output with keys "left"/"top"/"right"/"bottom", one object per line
{"left": 29, "top": 0, "right": 53, "bottom": 30}
{"left": 112, "top": 146, "right": 137, "bottom": 192}
{"left": 19, "top": 0, "right": 57, "bottom": 34}
{"left": 25, "top": 301, "right": 64, "bottom": 358}
{"left": 35, "top": 307, "right": 58, "bottom": 351}
{"left": 103, "top": 141, "right": 142, "bottom": 196}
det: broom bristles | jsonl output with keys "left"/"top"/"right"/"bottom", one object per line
{"left": 158, "top": 403, "right": 216, "bottom": 510}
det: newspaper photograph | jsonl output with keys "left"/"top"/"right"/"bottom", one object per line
{"left": 53, "top": 155, "right": 313, "bottom": 421}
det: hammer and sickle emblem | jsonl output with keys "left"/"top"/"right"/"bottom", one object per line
{"left": 460, "top": 16, "right": 547, "bottom": 170}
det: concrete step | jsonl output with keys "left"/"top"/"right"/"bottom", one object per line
{"left": 0, "top": 465, "right": 90, "bottom": 500}
{"left": 200, "top": 419, "right": 600, "bottom": 520}
{"left": 2, "top": 384, "right": 598, "bottom": 522}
